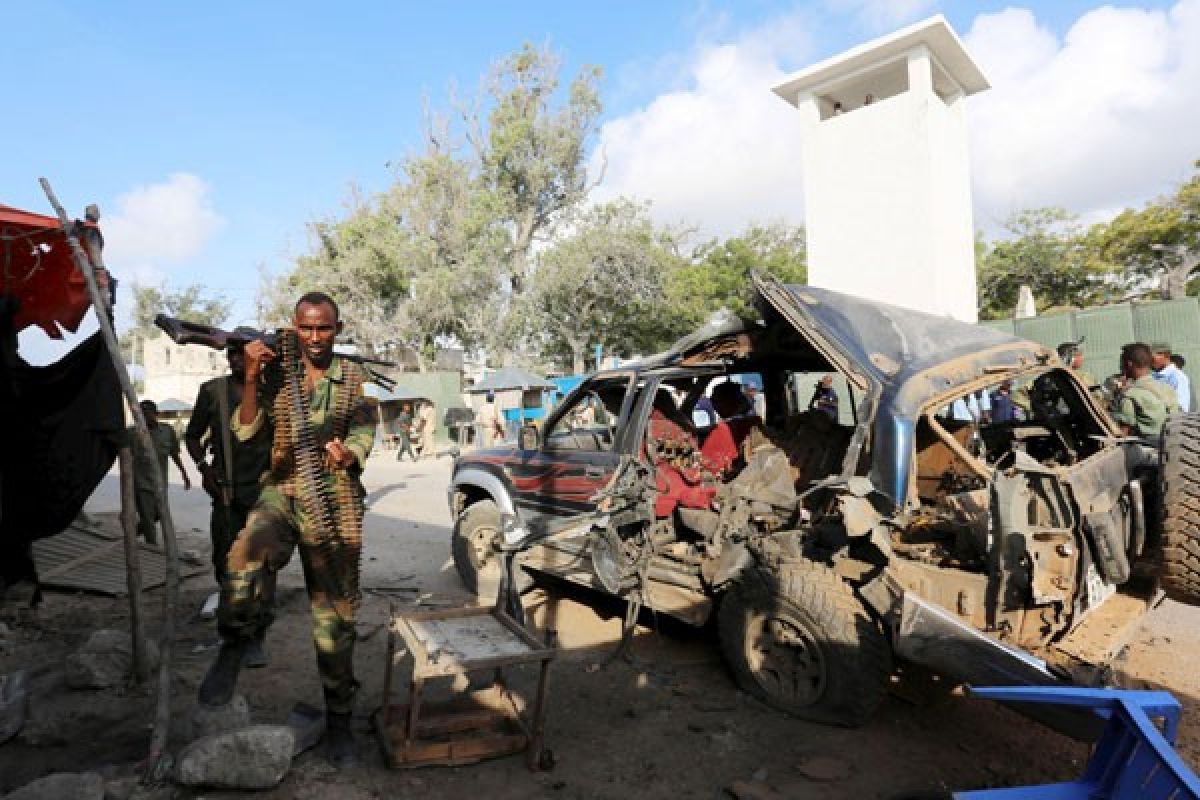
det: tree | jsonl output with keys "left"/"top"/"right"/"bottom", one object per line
{"left": 465, "top": 44, "right": 603, "bottom": 297}
{"left": 521, "top": 200, "right": 679, "bottom": 373}
{"left": 1089, "top": 162, "right": 1200, "bottom": 299}
{"left": 976, "top": 208, "right": 1102, "bottom": 319}
{"left": 123, "top": 282, "right": 231, "bottom": 364}
{"left": 665, "top": 223, "right": 808, "bottom": 334}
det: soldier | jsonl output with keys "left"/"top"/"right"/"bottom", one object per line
{"left": 1057, "top": 341, "right": 1098, "bottom": 392}
{"left": 185, "top": 339, "right": 272, "bottom": 665}
{"left": 132, "top": 400, "right": 191, "bottom": 545}
{"left": 197, "top": 291, "right": 377, "bottom": 768}
{"left": 1112, "top": 342, "right": 1181, "bottom": 439}
{"left": 393, "top": 402, "right": 417, "bottom": 462}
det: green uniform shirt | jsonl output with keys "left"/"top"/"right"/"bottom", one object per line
{"left": 1113, "top": 374, "right": 1181, "bottom": 438}
{"left": 232, "top": 355, "right": 377, "bottom": 485}
{"left": 186, "top": 375, "right": 272, "bottom": 505}
{"left": 132, "top": 423, "right": 180, "bottom": 492}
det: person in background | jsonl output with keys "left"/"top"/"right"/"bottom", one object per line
{"left": 393, "top": 402, "right": 417, "bottom": 462}
{"left": 478, "top": 392, "right": 504, "bottom": 446}
{"left": 809, "top": 375, "right": 839, "bottom": 420}
{"left": 1112, "top": 343, "right": 1181, "bottom": 438}
{"left": 1151, "top": 342, "right": 1191, "bottom": 413}
{"left": 1057, "top": 341, "right": 1099, "bottom": 396}
{"left": 701, "top": 381, "right": 763, "bottom": 479}
{"left": 417, "top": 400, "right": 437, "bottom": 458}
{"left": 1171, "top": 353, "right": 1187, "bottom": 371}
{"left": 133, "top": 399, "right": 192, "bottom": 546}
{"left": 989, "top": 381, "right": 1019, "bottom": 423}
{"left": 745, "top": 384, "right": 766, "bottom": 420}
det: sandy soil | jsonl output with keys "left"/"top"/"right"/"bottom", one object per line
{"left": 2, "top": 451, "right": 1199, "bottom": 799}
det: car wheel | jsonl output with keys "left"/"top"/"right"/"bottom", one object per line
{"left": 1159, "top": 413, "right": 1200, "bottom": 605}
{"left": 718, "top": 560, "right": 891, "bottom": 727}
{"left": 451, "top": 500, "right": 532, "bottom": 601}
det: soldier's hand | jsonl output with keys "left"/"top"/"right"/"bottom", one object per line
{"left": 199, "top": 464, "right": 221, "bottom": 500}
{"left": 243, "top": 340, "right": 277, "bottom": 380}
{"left": 324, "top": 438, "right": 356, "bottom": 471}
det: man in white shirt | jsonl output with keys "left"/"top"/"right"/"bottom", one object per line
{"left": 1152, "top": 343, "right": 1192, "bottom": 413}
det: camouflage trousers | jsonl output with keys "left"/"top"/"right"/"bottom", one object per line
{"left": 209, "top": 496, "right": 252, "bottom": 586}
{"left": 217, "top": 483, "right": 362, "bottom": 714}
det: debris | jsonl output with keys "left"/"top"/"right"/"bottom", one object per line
{"left": 0, "top": 670, "right": 30, "bottom": 744}
{"left": 187, "top": 694, "right": 250, "bottom": 740}
{"left": 174, "top": 724, "right": 295, "bottom": 789}
{"left": 65, "top": 629, "right": 160, "bottom": 689}
{"left": 179, "top": 550, "right": 204, "bottom": 566}
{"left": 3, "top": 772, "right": 104, "bottom": 800}
{"left": 726, "top": 779, "right": 785, "bottom": 800}
{"left": 101, "top": 775, "right": 139, "bottom": 800}
{"left": 285, "top": 701, "right": 325, "bottom": 756}
{"left": 794, "top": 754, "right": 854, "bottom": 782}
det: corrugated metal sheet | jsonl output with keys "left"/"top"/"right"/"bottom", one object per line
{"left": 32, "top": 521, "right": 203, "bottom": 596}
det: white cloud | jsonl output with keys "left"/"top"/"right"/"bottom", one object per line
{"left": 965, "top": 2, "right": 1200, "bottom": 229}
{"left": 827, "top": 0, "right": 938, "bottom": 31}
{"left": 103, "top": 172, "right": 225, "bottom": 284}
{"left": 595, "top": 1, "right": 1200, "bottom": 240}
{"left": 592, "top": 20, "right": 811, "bottom": 239}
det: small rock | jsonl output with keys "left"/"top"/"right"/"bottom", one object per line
{"left": 0, "top": 670, "right": 30, "bottom": 744}
{"left": 103, "top": 775, "right": 139, "bottom": 800}
{"left": 794, "top": 754, "right": 853, "bottom": 783}
{"left": 188, "top": 695, "right": 251, "bottom": 740}
{"left": 65, "top": 630, "right": 160, "bottom": 689}
{"left": 752, "top": 767, "right": 769, "bottom": 782}
{"left": 175, "top": 724, "right": 294, "bottom": 789}
{"left": 5, "top": 772, "right": 105, "bottom": 800}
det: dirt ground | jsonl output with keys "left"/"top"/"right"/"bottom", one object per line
{"left": 2, "top": 451, "right": 1199, "bottom": 799}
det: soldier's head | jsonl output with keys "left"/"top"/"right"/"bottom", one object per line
{"left": 711, "top": 380, "right": 750, "bottom": 419}
{"left": 1151, "top": 342, "right": 1173, "bottom": 371}
{"left": 139, "top": 399, "right": 159, "bottom": 427}
{"left": 1120, "top": 343, "right": 1153, "bottom": 379}
{"left": 293, "top": 291, "right": 342, "bottom": 368}
{"left": 1057, "top": 342, "right": 1083, "bottom": 370}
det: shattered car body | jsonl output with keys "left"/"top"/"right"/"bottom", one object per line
{"left": 449, "top": 275, "right": 1197, "bottom": 732}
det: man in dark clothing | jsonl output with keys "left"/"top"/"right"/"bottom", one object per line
{"left": 133, "top": 400, "right": 191, "bottom": 545}
{"left": 186, "top": 343, "right": 272, "bottom": 585}
{"left": 808, "top": 375, "right": 839, "bottom": 420}
{"left": 989, "top": 381, "right": 1019, "bottom": 423}
{"left": 186, "top": 343, "right": 273, "bottom": 666}
{"left": 393, "top": 402, "right": 417, "bottom": 462}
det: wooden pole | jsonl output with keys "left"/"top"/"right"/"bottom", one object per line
{"left": 38, "top": 178, "right": 181, "bottom": 779}
{"left": 118, "top": 444, "right": 150, "bottom": 682}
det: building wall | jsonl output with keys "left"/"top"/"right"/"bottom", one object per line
{"left": 797, "top": 48, "right": 979, "bottom": 322}
{"left": 140, "top": 332, "right": 225, "bottom": 406}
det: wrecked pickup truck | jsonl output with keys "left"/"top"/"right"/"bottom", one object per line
{"left": 448, "top": 275, "right": 1200, "bottom": 730}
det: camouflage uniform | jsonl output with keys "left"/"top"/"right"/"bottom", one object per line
{"left": 218, "top": 357, "right": 376, "bottom": 714}
{"left": 132, "top": 423, "right": 181, "bottom": 546}
{"left": 186, "top": 376, "right": 272, "bottom": 584}
{"left": 1112, "top": 374, "right": 1181, "bottom": 439}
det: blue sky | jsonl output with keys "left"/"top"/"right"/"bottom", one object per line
{"left": 3, "top": 0, "right": 1192, "bottom": 341}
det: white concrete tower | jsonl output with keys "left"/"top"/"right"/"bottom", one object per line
{"left": 772, "top": 16, "right": 989, "bottom": 322}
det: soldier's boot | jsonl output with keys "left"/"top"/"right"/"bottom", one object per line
{"left": 242, "top": 633, "right": 269, "bottom": 669}
{"left": 197, "top": 640, "right": 246, "bottom": 707}
{"left": 324, "top": 711, "right": 358, "bottom": 768}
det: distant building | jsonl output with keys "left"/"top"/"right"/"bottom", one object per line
{"left": 140, "top": 331, "right": 224, "bottom": 408}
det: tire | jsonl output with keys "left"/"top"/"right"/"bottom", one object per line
{"left": 1159, "top": 413, "right": 1200, "bottom": 605}
{"left": 451, "top": 500, "right": 533, "bottom": 601}
{"left": 718, "top": 560, "right": 891, "bottom": 727}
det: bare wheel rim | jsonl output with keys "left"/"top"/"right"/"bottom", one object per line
{"left": 468, "top": 523, "right": 501, "bottom": 577}
{"left": 744, "top": 611, "right": 828, "bottom": 707}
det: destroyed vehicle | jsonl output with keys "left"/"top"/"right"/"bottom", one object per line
{"left": 448, "top": 275, "right": 1200, "bottom": 730}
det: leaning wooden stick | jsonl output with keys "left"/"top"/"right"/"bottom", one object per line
{"left": 118, "top": 444, "right": 151, "bottom": 682}
{"left": 38, "top": 178, "right": 181, "bottom": 779}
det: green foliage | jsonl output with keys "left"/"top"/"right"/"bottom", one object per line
{"left": 977, "top": 208, "right": 1105, "bottom": 319}
{"left": 521, "top": 200, "right": 681, "bottom": 372}
{"left": 131, "top": 282, "right": 231, "bottom": 332}
{"left": 666, "top": 223, "right": 807, "bottom": 332}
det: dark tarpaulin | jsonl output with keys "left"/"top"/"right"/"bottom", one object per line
{"left": 0, "top": 323, "right": 123, "bottom": 587}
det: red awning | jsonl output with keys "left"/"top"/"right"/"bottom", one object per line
{"left": 0, "top": 203, "right": 105, "bottom": 338}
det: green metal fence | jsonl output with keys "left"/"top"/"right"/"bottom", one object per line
{"left": 981, "top": 298, "right": 1199, "bottom": 409}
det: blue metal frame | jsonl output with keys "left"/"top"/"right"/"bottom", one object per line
{"left": 954, "top": 687, "right": 1200, "bottom": 799}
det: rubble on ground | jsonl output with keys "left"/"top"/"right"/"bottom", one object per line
{"left": 186, "top": 694, "right": 249, "bottom": 740}
{"left": 65, "top": 630, "right": 159, "bottom": 690}
{"left": 2, "top": 771, "right": 104, "bottom": 800}
{"left": 174, "top": 724, "right": 295, "bottom": 789}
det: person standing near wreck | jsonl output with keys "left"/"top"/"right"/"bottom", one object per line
{"left": 197, "top": 291, "right": 377, "bottom": 767}
{"left": 132, "top": 399, "right": 191, "bottom": 545}
{"left": 185, "top": 339, "right": 272, "bottom": 663}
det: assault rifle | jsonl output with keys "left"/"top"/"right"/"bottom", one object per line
{"left": 154, "top": 314, "right": 397, "bottom": 390}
